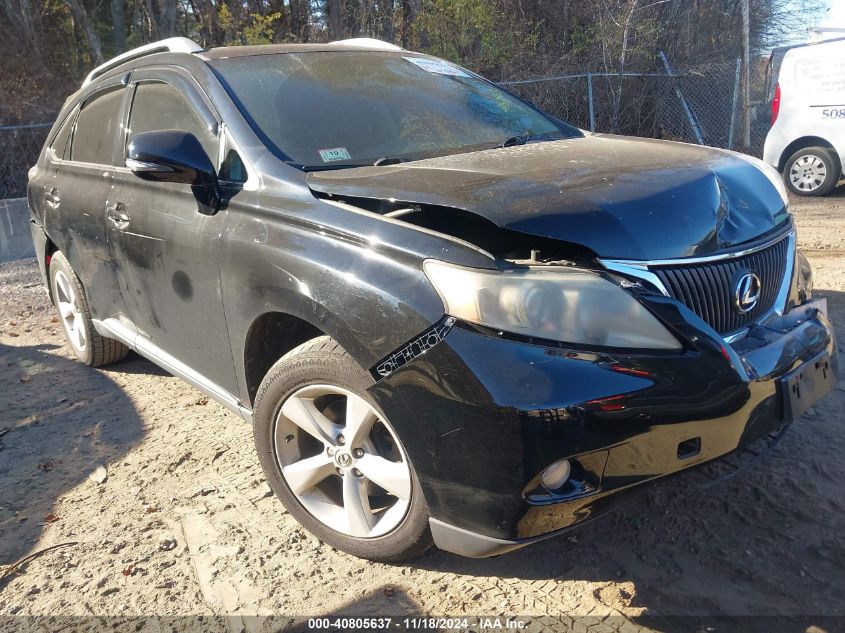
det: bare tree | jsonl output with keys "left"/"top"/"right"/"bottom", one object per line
{"left": 401, "top": 0, "right": 418, "bottom": 47}
{"left": 111, "top": 0, "right": 125, "bottom": 52}
{"left": 289, "top": 0, "right": 311, "bottom": 40}
{"left": 377, "top": 0, "right": 394, "bottom": 41}
{"left": 63, "top": 0, "right": 103, "bottom": 64}
{"left": 327, "top": 0, "right": 343, "bottom": 38}
{"left": 611, "top": 0, "right": 639, "bottom": 132}
{"left": 1, "top": 0, "right": 42, "bottom": 62}
{"left": 141, "top": 0, "right": 161, "bottom": 39}
{"left": 160, "top": 0, "right": 177, "bottom": 37}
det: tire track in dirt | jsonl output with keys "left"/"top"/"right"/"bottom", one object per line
{"left": 0, "top": 190, "right": 844, "bottom": 623}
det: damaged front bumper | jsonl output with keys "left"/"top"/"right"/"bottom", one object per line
{"left": 367, "top": 298, "right": 838, "bottom": 558}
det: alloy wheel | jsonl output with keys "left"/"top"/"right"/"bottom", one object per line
{"left": 273, "top": 384, "right": 412, "bottom": 538}
{"left": 789, "top": 154, "right": 827, "bottom": 192}
{"left": 54, "top": 269, "right": 87, "bottom": 353}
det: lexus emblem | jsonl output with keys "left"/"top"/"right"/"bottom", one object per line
{"left": 734, "top": 271, "right": 761, "bottom": 314}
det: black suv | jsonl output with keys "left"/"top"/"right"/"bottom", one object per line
{"left": 28, "top": 37, "right": 838, "bottom": 561}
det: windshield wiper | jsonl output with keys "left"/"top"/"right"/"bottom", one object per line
{"left": 498, "top": 132, "right": 566, "bottom": 148}
{"left": 499, "top": 135, "right": 530, "bottom": 148}
{"left": 301, "top": 163, "right": 371, "bottom": 172}
{"left": 373, "top": 156, "right": 405, "bottom": 166}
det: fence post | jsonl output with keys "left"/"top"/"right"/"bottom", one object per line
{"left": 658, "top": 50, "right": 704, "bottom": 145}
{"left": 741, "top": 0, "right": 751, "bottom": 150}
{"left": 587, "top": 73, "right": 596, "bottom": 132}
{"left": 728, "top": 57, "right": 741, "bottom": 150}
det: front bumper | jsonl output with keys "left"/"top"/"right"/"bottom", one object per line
{"left": 367, "top": 297, "right": 838, "bottom": 558}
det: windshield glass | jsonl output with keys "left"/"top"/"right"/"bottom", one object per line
{"left": 210, "top": 51, "right": 580, "bottom": 169}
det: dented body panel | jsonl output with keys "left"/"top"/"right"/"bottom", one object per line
{"left": 368, "top": 296, "right": 836, "bottom": 544}
{"left": 215, "top": 174, "right": 478, "bottom": 404}
{"left": 309, "top": 135, "right": 791, "bottom": 260}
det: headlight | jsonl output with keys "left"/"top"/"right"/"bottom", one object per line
{"left": 797, "top": 250, "right": 813, "bottom": 303}
{"left": 424, "top": 260, "right": 681, "bottom": 350}
{"left": 728, "top": 151, "right": 790, "bottom": 207}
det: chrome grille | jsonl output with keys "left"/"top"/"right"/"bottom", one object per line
{"left": 651, "top": 236, "right": 791, "bottom": 335}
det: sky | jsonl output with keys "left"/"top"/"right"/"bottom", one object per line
{"left": 815, "top": 0, "right": 845, "bottom": 29}
{"left": 780, "top": 0, "right": 845, "bottom": 46}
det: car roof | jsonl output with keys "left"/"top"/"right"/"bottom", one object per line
{"left": 200, "top": 42, "right": 407, "bottom": 60}
{"left": 81, "top": 37, "right": 406, "bottom": 90}
{"left": 64, "top": 38, "right": 412, "bottom": 116}
{"left": 770, "top": 36, "right": 845, "bottom": 57}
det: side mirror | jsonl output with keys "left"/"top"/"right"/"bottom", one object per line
{"left": 126, "top": 130, "right": 220, "bottom": 213}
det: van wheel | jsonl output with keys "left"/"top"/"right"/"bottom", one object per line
{"left": 783, "top": 146, "right": 840, "bottom": 196}
{"left": 252, "top": 336, "right": 432, "bottom": 562}
{"left": 49, "top": 251, "right": 129, "bottom": 367}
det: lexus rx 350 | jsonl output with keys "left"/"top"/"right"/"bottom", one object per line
{"left": 27, "top": 37, "right": 838, "bottom": 561}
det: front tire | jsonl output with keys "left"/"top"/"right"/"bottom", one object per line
{"left": 49, "top": 251, "right": 129, "bottom": 367}
{"left": 252, "top": 336, "right": 432, "bottom": 562}
{"left": 783, "top": 146, "right": 840, "bottom": 196}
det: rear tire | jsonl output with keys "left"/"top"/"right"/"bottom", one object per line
{"left": 252, "top": 335, "right": 433, "bottom": 562}
{"left": 49, "top": 251, "right": 129, "bottom": 367}
{"left": 783, "top": 146, "right": 840, "bottom": 196}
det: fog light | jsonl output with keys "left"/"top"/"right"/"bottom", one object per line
{"left": 541, "top": 459, "right": 571, "bottom": 490}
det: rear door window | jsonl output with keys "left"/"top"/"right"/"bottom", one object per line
{"left": 71, "top": 88, "right": 124, "bottom": 165}
{"left": 127, "top": 81, "right": 218, "bottom": 164}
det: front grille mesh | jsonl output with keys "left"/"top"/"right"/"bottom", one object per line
{"left": 652, "top": 236, "right": 790, "bottom": 335}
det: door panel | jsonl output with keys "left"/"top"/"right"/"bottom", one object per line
{"left": 55, "top": 164, "right": 118, "bottom": 318}
{"left": 36, "top": 108, "right": 75, "bottom": 245}
{"left": 108, "top": 75, "right": 238, "bottom": 394}
{"left": 52, "top": 86, "right": 133, "bottom": 326}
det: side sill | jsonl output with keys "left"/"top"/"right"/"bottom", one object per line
{"left": 92, "top": 317, "right": 252, "bottom": 423}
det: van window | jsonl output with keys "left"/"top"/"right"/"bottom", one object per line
{"left": 71, "top": 88, "right": 124, "bottom": 165}
{"left": 127, "top": 82, "right": 218, "bottom": 164}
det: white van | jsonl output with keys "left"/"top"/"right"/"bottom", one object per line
{"left": 763, "top": 37, "right": 845, "bottom": 196}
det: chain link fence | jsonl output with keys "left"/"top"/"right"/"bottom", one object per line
{"left": 0, "top": 61, "right": 773, "bottom": 199}
{"left": 501, "top": 60, "right": 772, "bottom": 158}
{"left": 0, "top": 123, "right": 51, "bottom": 199}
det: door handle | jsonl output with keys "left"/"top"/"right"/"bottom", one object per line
{"left": 45, "top": 186, "right": 61, "bottom": 209}
{"left": 106, "top": 202, "right": 130, "bottom": 228}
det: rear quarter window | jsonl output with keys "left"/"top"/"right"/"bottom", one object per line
{"left": 71, "top": 88, "right": 124, "bottom": 165}
{"left": 49, "top": 110, "right": 77, "bottom": 160}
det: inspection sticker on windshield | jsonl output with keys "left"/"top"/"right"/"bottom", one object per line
{"left": 318, "top": 147, "right": 352, "bottom": 162}
{"left": 403, "top": 56, "right": 470, "bottom": 77}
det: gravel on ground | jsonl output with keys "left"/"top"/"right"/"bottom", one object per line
{"left": 0, "top": 191, "right": 843, "bottom": 630}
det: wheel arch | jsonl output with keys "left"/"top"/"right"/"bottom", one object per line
{"left": 778, "top": 136, "right": 840, "bottom": 172}
{"left": 45, "top": 237, "right": 58, "bottom": 266}
{"left": 242, "top": 311, "right": 328, "bottom": 407}
{"left": 41, "top": 234, "right": 60, "bottom": 305}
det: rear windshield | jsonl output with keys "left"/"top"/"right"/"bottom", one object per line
{"left": 209, "top": 51, "right": 580, "bottom": 170}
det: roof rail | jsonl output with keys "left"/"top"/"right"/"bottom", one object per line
{"left": 82, "top": 37, "right": 203, "bottom": 88}
{"left": 328, "top": 38, "right": 402, "bottom": 51}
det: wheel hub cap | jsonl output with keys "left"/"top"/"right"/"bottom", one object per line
{"left": 54, "top": 269, "right": 87, "bottom": 353}
{"left": 273, "top": 384, "right": 412, "bottom": 538}
{"left": 790, "top": 155, "right": 827, "bottom": 191}
{"left": 335, "top": 451, "right": 353, "bottom": 468}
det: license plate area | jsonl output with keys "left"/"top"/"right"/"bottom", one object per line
{"left": 780, "top": 350, "right": 835, "bottom": 422}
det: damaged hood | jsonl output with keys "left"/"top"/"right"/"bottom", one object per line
{"left": 307, "top": 135, "right": 790, "bottom": 260}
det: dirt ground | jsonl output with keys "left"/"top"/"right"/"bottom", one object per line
{"left": 0, "top": 191, "right": 843, "bottom": 631}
